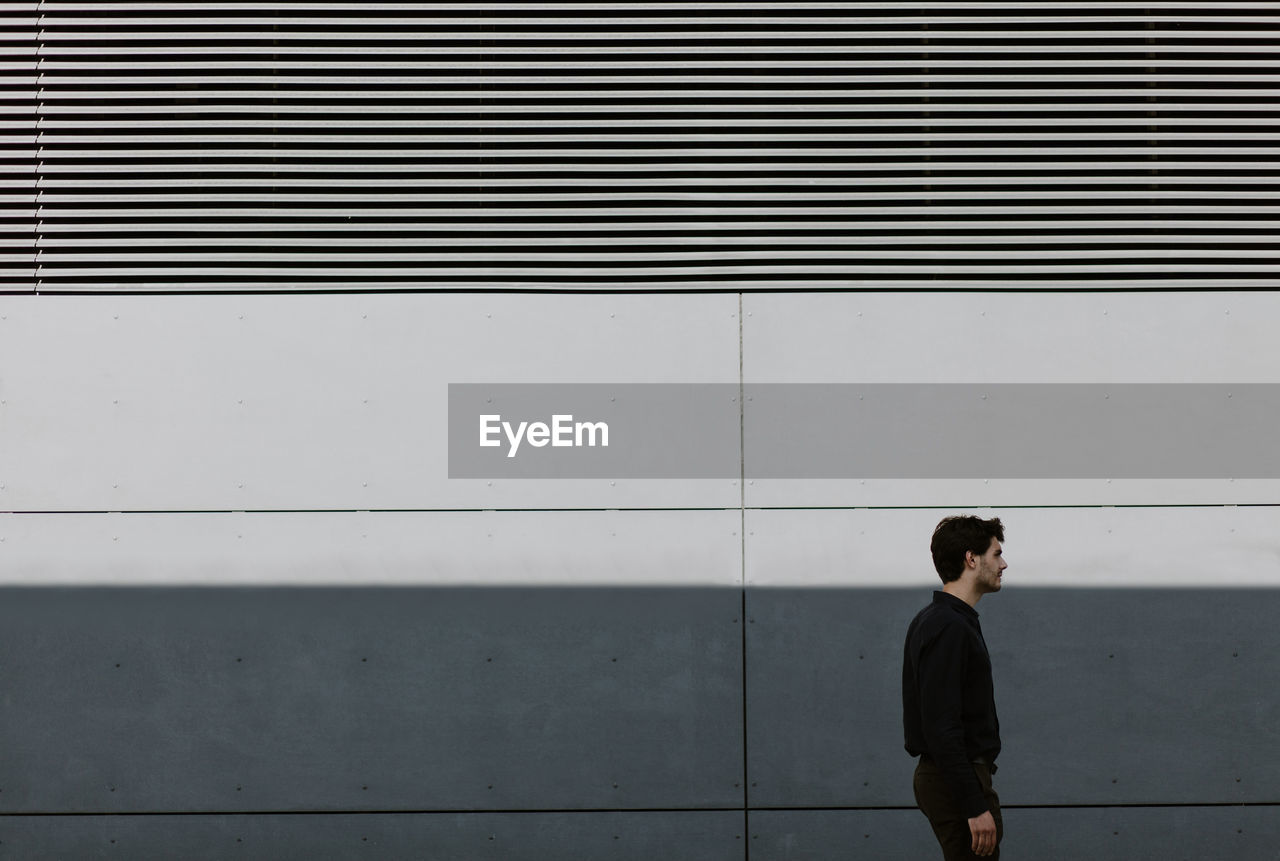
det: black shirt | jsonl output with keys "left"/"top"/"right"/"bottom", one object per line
{"left": 902, "top": 591, "right": 1001, "bottom": 818}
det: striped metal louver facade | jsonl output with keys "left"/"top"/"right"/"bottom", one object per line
{"left": 1, "top": 2, "right": 35, "bottom": 291}
{"left": 10, "top": 1, "right": 1280, "bottom": 292}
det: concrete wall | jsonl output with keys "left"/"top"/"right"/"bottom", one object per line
{"left": 2, "top": 293, "right": 1280, "bottom": 858}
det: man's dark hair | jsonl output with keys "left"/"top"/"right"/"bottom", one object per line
{"left": 930, "top": 515, "right": 1005, "bottom": 583}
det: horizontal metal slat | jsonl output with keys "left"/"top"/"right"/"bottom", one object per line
{"left": 35, "top": 233, "right": 1280, "bottom": 246}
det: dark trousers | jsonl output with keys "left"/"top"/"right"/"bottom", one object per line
{"left": 913, "top": 757, "right": 1003, "bottom": 861}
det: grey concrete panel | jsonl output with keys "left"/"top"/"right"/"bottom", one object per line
{"left": 0, "top": 509, "right": 744, "bottom": 587}
{"left": 0, "top": 293, "right": 740, "bottom": 512}
{"left": 0, "top": 587, "right": 743, "bottom": 812}
{"left": 750, "top": 806, "right": 1280, "bottom": 861}
{"left": 0, "top": 811, "right": 746, "bottom": 861}
{"left": 741, "top": 291, "right": 1280, "bottom": 507}
{"left": 745, "top": 589, "right": 920, "bottom": 809}
{"left": 748, "top": 809, "right": 947, "bottom": 860}
{"left": 745, "top": 588, "right": 1280, "bottom": 807}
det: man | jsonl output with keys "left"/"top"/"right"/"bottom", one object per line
{"left": 903, "top": 515, "right": 1007, "bottom": 860}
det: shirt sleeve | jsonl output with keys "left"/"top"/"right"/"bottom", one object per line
{"left": 916, "top": 619, "right": 989, "bottom": 819}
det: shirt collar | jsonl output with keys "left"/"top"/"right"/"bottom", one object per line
{"left": 933, "top": 590, "right": 979, "bottom": 619}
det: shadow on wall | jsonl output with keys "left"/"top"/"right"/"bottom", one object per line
{"left": 0, "top": 587, "right": 1274, "bottom": 860}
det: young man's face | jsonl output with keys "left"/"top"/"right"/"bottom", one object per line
{"left": 972, "top": 537, "right": 1007, "bottom": 593}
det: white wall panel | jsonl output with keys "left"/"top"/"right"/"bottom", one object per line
{"left": 0, "top": 293, "right": 740, "bottom": 511}
{"left": 745, "top": 506, "right": 1280, "bottom": 588}
{"left": 0, "top": 509, "right": 741, "bottom": 585}
{"left": 742, "top": 292, "right": 1280, "bottom": 507}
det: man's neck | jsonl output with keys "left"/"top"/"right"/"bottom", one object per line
{"left": 943, "top": 580, "right": 981, "bottom": 608}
